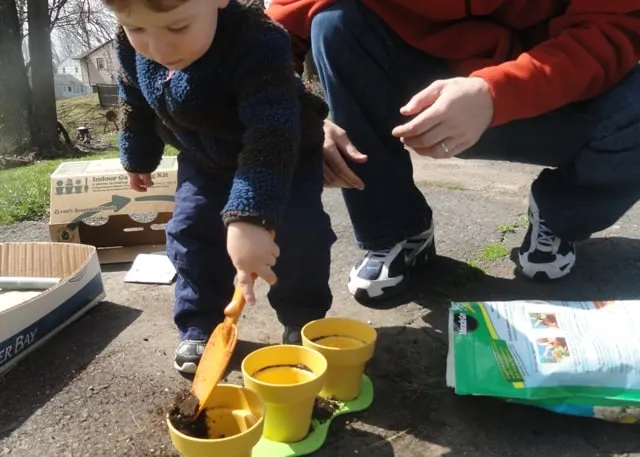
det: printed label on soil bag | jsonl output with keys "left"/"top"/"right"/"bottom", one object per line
{"left": 448, "top": 300, "right": 640, "bottom": 402}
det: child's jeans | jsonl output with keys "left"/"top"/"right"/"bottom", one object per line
{"left": 166, "top": 151, "right": 336, "bottom": 341}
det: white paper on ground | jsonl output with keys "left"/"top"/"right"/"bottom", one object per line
{"left": 124, "top": 253, "right": 176, "bottom": 284}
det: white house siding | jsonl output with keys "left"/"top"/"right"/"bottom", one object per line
{"left": 54, "top": 74, "right": 92, "bottom": 100}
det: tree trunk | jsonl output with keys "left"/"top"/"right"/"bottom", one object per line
{"left": 0, "top": 0, "right": 33, "bottom": 157}
{"left": 28, "top": 0, "right": 60, "bottom": 153}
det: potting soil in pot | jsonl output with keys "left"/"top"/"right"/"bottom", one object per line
{"left": 168, "top": 390, "right": 209, "bottom": 438}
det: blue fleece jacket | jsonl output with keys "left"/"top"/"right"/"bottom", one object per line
{"left": 115, "top": 0, "right": 326, "bottom": 228}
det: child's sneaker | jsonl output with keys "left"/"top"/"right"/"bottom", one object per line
{"left": 173, "top": 326, "right": 304, "bottom": 374}
{"left": 518, "top": 192, "right": 576, "bottom": 280}
{"left": 282, "top": 326, "right": 302, "bottom": 345}
{"left": 174, "top": 339, "right": 205, "bottom": 374}
{"left": 348, "top": 224, "right": 435, "bottom": 302}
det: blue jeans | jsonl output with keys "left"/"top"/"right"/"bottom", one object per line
{"left": 310, "top": 0, "right": 640, "bottom": 249}
{"left": 166, "top": 152, "right": 336, "bottom": 341}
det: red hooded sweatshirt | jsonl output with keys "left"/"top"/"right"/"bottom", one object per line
{"left": 266, "top": 1, "right": 640, "bottom": 126}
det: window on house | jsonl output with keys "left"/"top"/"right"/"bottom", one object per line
{"left": 67, "top": 86, "right": 72, "bottom": 92}
{"left": 75, "top": 67, "right": 79, "bottom": 73}
{"left": 62, "top": 68, "right": 66, "bottom": 73}
{"left": 96, "top": 57, "right": 106, "bottom": 70}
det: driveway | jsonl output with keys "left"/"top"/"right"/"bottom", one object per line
{"left": 1, "top": 157, "right": 640, "bottom": 456}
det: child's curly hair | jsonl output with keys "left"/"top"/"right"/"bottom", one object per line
{"left": 102, "top": 0, "right": 188, "bottom": 12}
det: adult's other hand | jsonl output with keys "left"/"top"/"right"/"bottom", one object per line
{"left": 323, "top": 119, "right": 368, "bottom": 189}
{"left": 392, "top": 77, "right": 494, "bottom": 159}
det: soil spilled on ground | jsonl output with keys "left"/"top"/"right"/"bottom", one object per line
{"left": 312, "top": 396, "right": 339, "bottom": 422}
{"left": 167, "top": 389, "right": 209, "bottom": 439}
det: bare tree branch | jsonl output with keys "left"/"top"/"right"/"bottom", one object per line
{"left": 20, "top": 0, "right": 116, "bottom": 61}
{"left": 53, "top": 0, "right": 116, "bottom": 58}
{"left": 49, "top": 0, "right": 71, "bottom": 30}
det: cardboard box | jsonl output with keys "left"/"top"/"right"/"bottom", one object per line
{"left": 0, "top": 242, "right": 106, "bottom": 377}
{"left": 49, "top": 157, "right": 178, "bottom": 264}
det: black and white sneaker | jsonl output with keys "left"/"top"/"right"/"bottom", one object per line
{"left": 282, "top": 326, "right": 302, "bottom": 345}
{"left": 518, "top": 193, "right": 576, "bottom": 280}
{"left": 348, "top": 224, "right": 436, "bottom": 302}
{"left": 174, "top": 339, "right": 206, "bottom": 374}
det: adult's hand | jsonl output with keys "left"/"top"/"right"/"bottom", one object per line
{"left": 392, "top": 77, "right": 494, "bottom": 159}
{"left": 323, "top": 119, "right": 368, "bottom": 190}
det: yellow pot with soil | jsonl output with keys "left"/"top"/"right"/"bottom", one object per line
{"left": 166, "top": 384, "right": 265, "bottom": 457}
{"left": 241, "top": 344, "right": 328, "bottom": 443}
{"left": 301, "top": 317, "right": 377, "bottom": 401}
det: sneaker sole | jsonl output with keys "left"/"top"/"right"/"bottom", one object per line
{"left": 517, "top": 250, "right": 576, "bottom": 282}
{"left": 348, "top": 270, "right": 405, "bottom": 300}
{"left": 517, "top": 266, "right": 574, "bottom": 282}
{"left": 174, "top": 361, "right": 198, "bottom": 374}
{"left": 353, "top": 281, "right": 408, "bottom": 305}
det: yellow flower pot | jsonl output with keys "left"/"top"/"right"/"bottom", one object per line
{"left": 166, "top": 384, "right": 265, "bottom": 457}
{"left": 242, "top": 344, "right": 328, "bottom": 443}
{"left": 302, "top": 317, "right": 377, "bottom": 401}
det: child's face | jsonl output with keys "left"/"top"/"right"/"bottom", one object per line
{"left": 115, "top": 0, "right": 229, "bottom": 70}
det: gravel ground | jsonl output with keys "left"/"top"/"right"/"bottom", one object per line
{"left": 1, "top": 158, "right": 640, "bottom": 457}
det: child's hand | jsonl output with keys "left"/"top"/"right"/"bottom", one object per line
{"left": 128, "top": 172, "right": 154, "bottom": 192}
{"left": 227, "top": 222, "right": 279, "bottom": 305}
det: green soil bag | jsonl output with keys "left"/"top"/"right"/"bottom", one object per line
{"left": 446, "top": 299, "right": 640, "bottom": 424}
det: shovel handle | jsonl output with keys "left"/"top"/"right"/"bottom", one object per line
{"left": 224, "top": 230, "right": 275, "bottom": 324}
{"left": 224, "top": 281, "right": 250, "bottom": 324}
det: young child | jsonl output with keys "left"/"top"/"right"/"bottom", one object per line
{"left": 103, "top": 0, "right": 336, "bottom": 373}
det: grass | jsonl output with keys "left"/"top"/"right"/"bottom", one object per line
{"left": 56, "top": 93, "right": 117, "bottom": 136}
{"left": 465, "top": 242, "right": 509, "bottom": 271}
{"left": 478, "top": 243, "right": 509, "bottom": 262}
{"left": 497, "top": 223, "right": 518, "bottom": 234}
{"left": 497, "top": 214, "right": 529, "bottom": 236}
{"left": 464, "top": 213, "right": 530, "bottom": 268}
{"left": 0, "top": 151, "right": 120, "bottom": 225}
{"left": 0, "top": 95, "right": 178, "bottom": 225}
{"left": 466, "top": 260, "right": 484, "bottom": 271}
{"left": 464, "top": 211, "right": 532, "bottom": 267}
{"left": 432, "top": 182, "right": 466, "bottom": 191}
{"left": 0, "top": 147, "right": 177, "bottom": 225}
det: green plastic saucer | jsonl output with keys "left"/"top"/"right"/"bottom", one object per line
{"left": 251, "top": 375, "right": 374, "bottom": 457}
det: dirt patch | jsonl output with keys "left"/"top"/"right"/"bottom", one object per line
{"left": 313, "top": 396, "right": 339, "bottom": 423}
{"left": 167, "top": 389, "right": 208, "bottom": 439}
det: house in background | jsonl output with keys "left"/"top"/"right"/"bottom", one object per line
{"left": 54, "top": 74, "right": 92, "bottom": 100}
{"left": 56, "top": 39, "right": 119, "bottom": 87}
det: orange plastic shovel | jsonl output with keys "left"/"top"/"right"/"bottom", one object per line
{"left": 191, "top": 231, "right": 275, "bottom": 418}
{"left": 191, "top": 279, "right": 250, "bottom": 418}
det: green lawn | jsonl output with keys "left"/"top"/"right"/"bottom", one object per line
{"left": 0, "top": 94, "right": 180, "bottom": 225}
{"left": 0, "top": 151, "right": 119, "bottom": 225}
{"left": 56, "top": 93, "right": 116, "bottom": 135}
{"left": 0, "top": 147, "right": 179, "bottom": 225}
